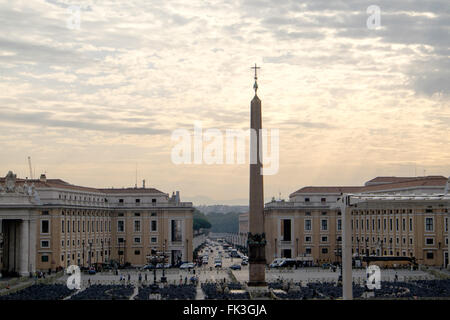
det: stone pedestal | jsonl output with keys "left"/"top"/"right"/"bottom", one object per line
{"left": 247, "top": 285, "right": 270, "bottom": 299}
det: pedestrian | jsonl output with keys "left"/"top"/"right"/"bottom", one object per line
{"left": 128, "top": 273, "right": 131, "bottom": 282}
{"left": 138, "top": 273, "right": 142, "bottom": 283}
{"left": 145, "top": 273, "right": 147, "bottom": 282}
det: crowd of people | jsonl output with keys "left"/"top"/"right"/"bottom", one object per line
{"left": 201, "top": 282, "right": 250, "bottom": 299}
{"left": 135, "top": 284, "right": 196, "bottom": 300}
{"left": 0, "top": 284, "right": 74, "bottom": 300}
{"left": 70, "top": 284, "right": 134, "bottom": 300}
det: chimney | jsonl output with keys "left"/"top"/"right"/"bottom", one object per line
{"left": 39, "top": 174, "right": 47, "bottom": 182}
{"left": 176, "top": 191, "right": 180, "bottom": 203}
{"left": 143, "top": 179, "right": 146, "bottom": 188}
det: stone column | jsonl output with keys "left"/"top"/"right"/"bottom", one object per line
{"left": 342, "top": 204, "right": 353, "bottom": 300}
{"left": 19, "top": 219, "right": 29, "bottom": 276}
{"left": 29, "top": 219, "right": 36, "bottom": 273}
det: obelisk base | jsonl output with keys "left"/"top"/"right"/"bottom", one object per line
{"left": 247, "top": 263, "right": 267, "bottom": 287}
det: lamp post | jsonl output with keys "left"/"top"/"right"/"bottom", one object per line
{"left": 161, "top": 240, "right": 167, "bottom": 283}
{"left": 82, "top": 240, "right": 85, "bottom": 267}
{"left": 101, "top": 239, "right": 104, "bottom": 264}
{"left": 88, "top": 240, "right": 92, "bottom": 269}
{"left": 365, "top": 237, "right": 369, "bottom": 258}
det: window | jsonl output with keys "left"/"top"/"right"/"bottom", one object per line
{"left": 321, "top": 236, "right": 328, "bottom": 242}
{"left": 409, "top": 238, "right": 413, "bottom": 245}
{"left": 305, "top": 236, "right": 311, "bottom": 242}
{"left": 426, "top": 252, "right": 434, "bottom": 260}
{"left": 305, "top": 198, "right": 310, "bottom": 203}
{"left": 134, "top": 250, "right": 140, "bottom": 255}
{"left": 305, "top": 219, "right": 312, "bottom": 231}
{"left": 134, "top": 237, "right": 141, "bottom": 244}
{"left": 378, "top": 219, "right": 381, "bottom": 230}
{"left": 446, "top": 218, "right": 448, "bottom": 232}
{"left": 321, "top": 248, "right": 328, "bottom": 254}
{"left": 83, "top": 221, "right": 85, "bottom": 232}
{"left": 321, "top": 198, "right": 326, "bottom": 203}
{"left": 337, "top": 219, "right": 342, "bottom": 231}
{"left": 389, "top": 219, "right": 393, "bottom": 231}
{"left": 321, "top": 219, "right": 328, "bottom": 231}
{"left": 171, "top": 220, "right": 182, "bottom": 242}
{"left": 119, "top": 199, "right": 124, "bottom": 204}
{"left": 152, "top": 199, "right": 157, "bottom": 205}
{"left": 305, "top": 248, "right": 312, "bottom": 255}
{"left": 409, "top": 218, "right": 413, "bottom": 231}
{"left": 61, "top": 220, "right": 65, "bottom": 233}
{"left": 402, "top": 218, "right": 406, "bottom": 231}
{"left": 151, "top": 237, "right": 157, "bottom": 243}
{"left": 151, "top": 212, "right": 157, "bottom": 217}
{"left": 41, "top": 220, "right": 50, "bottom": 234}
{"left": 118, "top": 220, "right": 125, "bottom": 232}
{"left": 372, "top": 219, "right": 375, "bottom": 231}
{"left": 281, "top": 219, "right": 292, "bottom": 241}
{"left": 134, "top": 220, "right": 141, "bottom": 232}
{"left": 151, "top": 220, "right": 157, "bottom": 232}
{"left": 425, "top": 238, "right": 434, "bottom": 245}
{"left": 383, "top": 219, "right": 386, "bottom": 230}
{"left": 135, "top": 199, "right": 140, "bottom": 205}
{"left": 41, "top": 240, "right": 50, "bottom": 248}
{"left": 134, "top": 212, "right": 140, "bottom": 216}
{"left": 41, "top": 255, "right": 49, "bottom": 262}
{"left": 425, "top": 218, "right": 433, "bottom": 232}
{"left": 396, "top": 219, "right": 399, "bottom": 231}
{"left": 118, "top": 237, "right": 124, "bottom": 244}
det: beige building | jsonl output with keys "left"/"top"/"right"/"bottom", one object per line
{"left": 0, "top": 171, "right": 193, "bottom": 276}
{"left": 239, "top": 212, "right": 249, "bottom": 235}
{"left": 264, "top": 176, "right": 450, "bottom": 267}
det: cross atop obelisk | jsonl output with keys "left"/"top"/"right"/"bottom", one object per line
{"left": 251, "top": 63, "right": 260, "bottom": 95}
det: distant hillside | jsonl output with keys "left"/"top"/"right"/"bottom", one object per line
{"left": 196, "top": 205, "right": 248, "bottom": 215}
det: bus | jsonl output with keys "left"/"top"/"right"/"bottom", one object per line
{"left": 362, "top": 256, "right": 417, "bottom": 269}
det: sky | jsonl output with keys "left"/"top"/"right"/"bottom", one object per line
{"left": 0, "top": 0, "right": 449, "bottom": 205}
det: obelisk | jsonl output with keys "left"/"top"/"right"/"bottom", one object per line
{"left": 248, "top": 64, "right": 266, "bottom": 287}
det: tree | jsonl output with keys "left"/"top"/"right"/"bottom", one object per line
{"left": 193, "top": 209, "right": 211, "bottom": 234}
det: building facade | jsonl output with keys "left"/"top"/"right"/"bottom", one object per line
{"left": 264, "top": 176, "right": 450, "bottom": 267}
{"left": 0, "top": 171, "right": 193, "bottom": 276}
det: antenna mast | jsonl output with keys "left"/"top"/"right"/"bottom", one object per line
{"left": 28, "top": 156, "right": 33, "bottom": 179}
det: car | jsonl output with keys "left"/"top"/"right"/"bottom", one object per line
{"left": 269, "top": 258, "right": 284, "bottom": 268}
{"left": 214, "top": 262, "right": 222, "bottom": 268}
{"left": 88, "top": 267, "right": 96, "bottom": 275}
{"left": 241, "top": 260, "right": 248, "bottom": 266}
{"left": 278, "top": 258, "right": 297, "bottom": 268}
{"left": 143, "top": 264, "right": 155, "bottom": 270}
{"left": 179, "top": 262, "right": 195, "bottom": 269}
{"left": 322, "top": 263, "right": 333, "bottom": 269}
{"left": 230, "top": 264, "right": 241, "bottom": 270}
